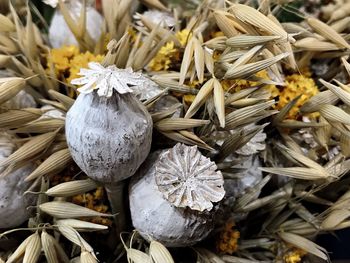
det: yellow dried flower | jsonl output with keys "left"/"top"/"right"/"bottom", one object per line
{"left": 220, "top": 70, "right": 279, "bottom": 98}
{"left": 72, "top": 186, "right": 112, "bottom": 226}
{"left": 47, "top": 45, "right": 79, "bottom": 74}
{"left": 67, "top": 52, "right": 104, "bottom": 83}
{"left": 46, "top": 45, "right": 103, "bottom": 81}
{"left": 149, "top": 42, "right": 177, "bottom": 71}
{"left": 283, "top": 248, "right": 307, "bottom": 263}
{"left": 276, "top": 74, "right": 319, "bottom": 119}
{"left": 176, "top": 29, "right": 192, "bottom": 46}
{"left": 217, "top": 221, "right": 240, "bottom": 254}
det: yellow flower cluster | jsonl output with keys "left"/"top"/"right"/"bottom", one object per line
{"left": 283, "top": 248, "right": 307, "bottom": 263}
{"left": 217, "top": 221, "right": 240, "bottom": 254}
{"left": 276, "top": 74, "right": 319, "bottom": 119}
{"left": 148, "top": 29, "right": 191, "bottom": 71}
{"left": 72, "top": 187, "right": 112, "bottom": 226}
{"left": 221, "top": 70, "right": 279, "bottom": 97}
{"left": 46, "top": 45, "right": 104, "bottom": 84}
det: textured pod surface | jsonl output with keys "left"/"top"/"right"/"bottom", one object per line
{"left": 224, "top": 155, "right": 263, "bottom": 198}
{"left": 48, "top": 3, "right": 103, "bottom": 48}
{"left": 129, "top": 152, "right": 214, "bottom": 247}
{"left": 0, "top": 132, "right": 35, "bottom": 228}
{"left": 66, "top": 92, "right": 153, "bottom": 183}
{"left": 156, "top": 143, "right": 225, "bottom": 212}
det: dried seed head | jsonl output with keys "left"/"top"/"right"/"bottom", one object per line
{"left": 23, "top": 231, "right": 41, "bottom": 263}
{"left": 45, "top": 179, "right": 98, "bottom": 197}
{"left": 155, "top": 143, "right": 225, "bottom": 212}
{"left": 149, "top": 240, "right": 175, "bottom": 263}
{"left": 39, "top": 201, "right": 112, "bottom": 218}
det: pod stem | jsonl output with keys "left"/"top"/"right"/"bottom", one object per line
{"left": 104, "top": 181, "right": 126, "bottom": 239}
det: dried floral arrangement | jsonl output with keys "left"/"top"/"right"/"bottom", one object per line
{"left": 0, "top": 0, "right": 350, "bottom": 262}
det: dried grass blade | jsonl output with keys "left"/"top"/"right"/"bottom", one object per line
{"left": 331, "top": 17, "right": 350, "bottom": 33}
{"left": 340, "top": 132, "right": 350, "bottom": 157}
{"left": 307, "top": 17, "right": 350, "bottom": 49}
{"left": 179, "top": 38, "right": 194, "bottom": 85}
{"left": 320, "top": 79, "right": 350, "bottom": 106}
{"left": 48, "top": 90, "right": 75, "bottom": 110}
{"left": 161, "top": 131, "right": 213, "bottom": 151}
{"left": 23, "top": 231, "right": 41, "bottom": 263}
{"left": 224, "top": 53, "right": 289, "bottom": 79}
{"left": 213, "top": 11, "right": 238, "bottom": 38}
{"left": 56, "top": 219, "right": 108, "bottom": 231}
{"left": 127, "top": 248, "right": 152, "bottom": 263}
{"left": 204, "top": 48, "right": 214, "bottom": 75}
{"left": 213, "top": 79, "right": 225, "bottom": 128}
{"left": 46, "top": 179, "right": 98, "bottom": 197}
{"left": 14, "top": 119, "right": 65, "bottom": 134}
{"left": 0, "top": 131, "right": 58, "bottom": 168}
{"left": 25, "top": 5, "right": 39, "bottom": 60}
{"left": 301, "top": 90, "right": 339, "bottom": 113}
{"left": 0, "top": 14, "right": 15, "bottom": 32}
{"left": 133, "top": 26, "right": 159, "bottom": 70}
{"left": 294, "top": 37, "right": 340, "bottom": 51}
{"left": 225, "top": 100, "right": 274, "bottom": 129}
{"left": 321, "top": 209, "right": 350, "bottom": 230}
{"left": 0, "top": 77, "right": 26, "bottom": 105}
{"left": 231, "top": 44, "right": 262, "bottom": 69}
{"left": 155, "top": 118, "right": 209, "bottom": 131}
{"left": 279, "top": 232, "right": 328, "bottom": 260}
{"left": 41, "top": 230, "right": 59, "bottom": 263}
{"left": 57, "top": 224, "right": 94, "bottom": 252}
{"left": 273, "top": 95, "right": 300, "bottom": 125}
{"left": 6, "top": 234, "right": 32, "bottom": 263}
{"left": 319, "top": 104, "right": 350, "bottom": 125}
{"left": 275, "top": 143, "right": 327, "bottom": 172}
{"left": 229, "top": 4, "right": 291, "bottom": 41}
{"left": 226, "top": 35, "right": 280, "bottom": 48}
{"left": 0, "top": 108, "right": 41, "bottom": 129}
{"left": 193, "top": 37, "right": 205, "bottom": 83}
{"left": 259, "top": 167, "right": 329, "bottom": 180}
{"left": 151, "top": 104, "right": 182, "bottom": 122}
{"left": 150, "top": 241, "right": 174, "bottom": 263}
{"left": 39, "top": 201, "right": 112, "bottom": 218}
{"left": 184, "top": 78, "right": 214, "bottom": 119}
{"left": 341, "top": 57, "right": 350, "bottom": 77}
{"left": 80, "top": 251, "right": 97, "bottom": 263}
{"left": 225, "top": 87, "right": 258, "bottom": 105}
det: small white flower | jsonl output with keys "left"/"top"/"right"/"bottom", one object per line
{"left": 71, "top": 62, "right": 161, "bottom": 99}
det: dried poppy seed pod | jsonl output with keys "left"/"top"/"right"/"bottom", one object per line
{"left": 66, "top": 62, "right": 153, "bottom": 233}
{"left": 129, "top": 144, "right": 225, "bottom": 246}
{"left": 0, "top": 132, "right": 35, "bottom": 228}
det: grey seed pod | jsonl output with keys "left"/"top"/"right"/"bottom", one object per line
{"left": 224, "top": 155, "right": 263, "bottom": 198}
{"left": 0, "top": 132, "right": 35, "bottom": 228}
{"left": 156, "top": 143, "right": 225, "bottom": 212}
{"left": 130, "top": 150, "right": 217, "bottom": 247}
{"left": 66, "top": 92, "right": 153, "bottom": 183}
